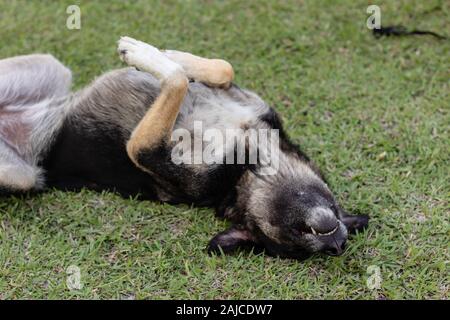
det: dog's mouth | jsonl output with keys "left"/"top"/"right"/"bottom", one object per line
{"left": 310, "top": 224, "right": 339, "bottom": 236}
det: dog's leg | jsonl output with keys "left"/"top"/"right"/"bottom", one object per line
{"left": 0, "top": 142, "right": 42, "bottom": 194}
{"left": 0, "top": 54, "right": 72, "bottom": 107}
{"left": 117, "top": 37, "right": 188, "bottom": 172}
{"left": 0, "top": 164, "right": 41, "bottom": 194}
{"left": 163, "top": 50, "right": 234, "bottom": 88}
{"left": 0, "top": 54, "right": 72, "bottom": 194}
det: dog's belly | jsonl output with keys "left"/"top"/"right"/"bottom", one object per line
{"left": 0, "top": 106, "right": 31, "bottom": 156}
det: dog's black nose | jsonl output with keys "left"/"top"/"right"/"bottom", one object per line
{"left": 323, "top": 238, "right": 346, "bottom": 256}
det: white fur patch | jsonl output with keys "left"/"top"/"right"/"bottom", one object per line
{"left": 0, "top": 164, "right": 41, "bottom": 190}
{"left": 117, "top": 36, "right": 182, "bottom": 80}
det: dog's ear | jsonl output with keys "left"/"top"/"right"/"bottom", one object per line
{"left": 207, "top": 225, "right": 258, "bottom": 255}
{"left": 339, "top": 210, "right": 369, "bottom": 234}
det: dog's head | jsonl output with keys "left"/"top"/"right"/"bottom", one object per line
{"left": 208, "top": 156, "right": 369, "bottom": 259}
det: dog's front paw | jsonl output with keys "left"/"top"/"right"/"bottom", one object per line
{"left": 117, "top": 36, "right": 158, "bottom": 64}
{"left": 117, "top": 36, "right": 182, "bottom": 80}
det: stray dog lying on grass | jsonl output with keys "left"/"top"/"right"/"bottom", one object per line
{"left": 0, "top": 37, "right": 368, "bottom": 259}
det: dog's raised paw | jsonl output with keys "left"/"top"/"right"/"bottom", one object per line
{"left": 117, "top": 36, "right": 182, "bottom": 80}
{"left": 117, "top": 36, "right": 151, "bottom": 64}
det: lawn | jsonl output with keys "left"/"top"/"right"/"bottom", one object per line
{"left": 0, "top": 0, "right": 448, "bottom": 299}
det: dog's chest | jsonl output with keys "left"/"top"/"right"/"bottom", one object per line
{"left": 173, "top": 83, "right": 270, "bottom": 161}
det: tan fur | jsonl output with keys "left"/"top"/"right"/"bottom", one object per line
{"left": 163, "top": 50, "right": 234, "bottom": 88}
{"left": 126, "top": 71, "right": 188, "bottom": 170}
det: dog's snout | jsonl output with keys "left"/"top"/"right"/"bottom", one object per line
{"left": 323, "top": 237, "right": 346, "bottom": 256}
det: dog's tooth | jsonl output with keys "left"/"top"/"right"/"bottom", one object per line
{"left": 321, "top": 225, "right": 338, "bottom": 236}
{"left": 311, "top": 227, "right": 317, "bottom": 235}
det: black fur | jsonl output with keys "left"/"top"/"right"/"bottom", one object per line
{"left": 42, "top": 118, "right": 158, "bottom": 200}
{"left": 135, "top": 143, "right": 248, "bottom": 206}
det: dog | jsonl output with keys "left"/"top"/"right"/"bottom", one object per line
{"left": 0, "top": 37, "right": 369, "bottom": 259}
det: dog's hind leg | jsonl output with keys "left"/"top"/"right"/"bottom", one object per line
{"left": 0, "top": 54, "right": 72, "bottom": 107}
{"left": 0, "top": 54, "right": 72, "bottom": 194}
{"left": 0, "top": 141, "right": 43, "bottom": 194}
{"left": 0, "top": 54, "right": 73, "bottom": 160}
{"left": 163, "top": 49, "right": 234, "bottom": 88}
{"left": 117, "top": 37, "right": 189, "bottom": 171}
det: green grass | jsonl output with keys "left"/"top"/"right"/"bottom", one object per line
{"left": 0, "top": 0, "right": 449, "bottom": 299}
